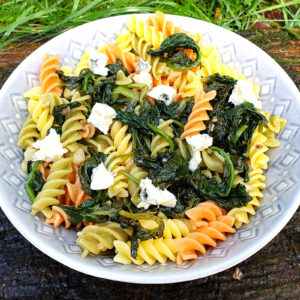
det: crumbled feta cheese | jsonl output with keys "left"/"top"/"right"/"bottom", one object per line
{"left": 147, "top": 85, "right": 176, "bottom": 105}
{"left": 88, "top": 103, "right": 116, "bottom": 134}
{"left": 32, "top": 129, "right": 67, "bottom": 162}
{"left": 89, "top": 48, "right": 109, "bottom": 76}
{"left": 133, "top": 71, "right": 153, "bottom": 89}
{"left": 186, "top": 133, "right": 213, "bottom": 171}
{"left": 229, "top": 80, "right": 262, "bottom": 110}
{"left": 90, "top": 162, "right": 115, "bottom": 190}
{"left": 137, "top": 58, "right": 152, "bottom": 72}
{"left": 138, "top": 178, "right": 177, "bottom": 209}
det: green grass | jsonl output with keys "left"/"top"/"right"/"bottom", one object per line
{"left": 0, "top": 0, "right": 299, "bottom": 50}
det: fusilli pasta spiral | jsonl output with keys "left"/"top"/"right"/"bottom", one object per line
{"left": 32, "top": 156, "right": 72, "bottom": 218}
{"left": 61, "top": 104, "right": 88, "bottom": 152}
{"left": 77, "top": 222, "right": 132, "bottom": 257}
{"left": 17, "top": 115, "right": 40, "bottom": 148}
{"left": 40, "top": 53, "right": 62, "bottom": 95}
{"left": 180, "top": 85, "right": 216, "bottom": 140}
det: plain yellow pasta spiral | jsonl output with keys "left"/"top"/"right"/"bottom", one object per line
{"left": 17, "top": 115, "right": 40, "bottom": 148}
{"left": 27, "top": 98, "right": 53, "bottom": 139}
{"left": 114, "top": 238, "right": 177, "bottom": 265}
{"left": 150, "top": 119, "right": 174, "bottom": 157}
{"left": 228, "top": 168, "right": 266, "bottom": 228}
{"left": 32, "top": 156, "right": 72, "bottom": 218}
{"left": 110, "top": 120, "right": 132, "bottom": 155}
{"left": 74, "top": 50, "right": 89, "bottom": 75}
{"left": 249, "top": 127, "right": 269, "bottom": 170}
{"left": 261, "top": 112, "right": 287, "bottom": 148}
{"left": 162, "top": 219, "right": 190, "bottom": 239}
{"left": 116, "top": 31, "right": 132, "bottom": 52}
{"left": 23, "top": 86, "right": 41, "bottom": 100}
{"left": 182, "top": 70, "right": 202, "bottom": 98}
{"left": 77, "top": 222, "right": 132, "bottom": 257}
{"left": 127, "top": 15, "right": 164, "bottom": 50}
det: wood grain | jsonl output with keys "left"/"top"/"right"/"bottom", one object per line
{"left": 0, "top": 29, "right": 299, "bottom": 300}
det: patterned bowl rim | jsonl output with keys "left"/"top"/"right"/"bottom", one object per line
{"left": 0, "top": 13, "right": 300, "bottom": 284}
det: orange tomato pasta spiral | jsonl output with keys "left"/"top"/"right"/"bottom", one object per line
{"left": 98, "top": 45, "right": 138, "bottom": 73}
{"left": 46, "top": 205, "right": 71, "bottom": 229}
{"left": 180, "top": 85, "right": 216, "bottom": 140}
{"left": 40, "top": 53, "right": 62, "bottom": 95}
{"left": 174, "top": 201, "right": 235, "bottom": 264}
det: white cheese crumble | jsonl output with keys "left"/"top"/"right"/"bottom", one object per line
{"left": 89, "top": 48, "right": 109, "bottom": 76}
{"left": 147, "top": 85, "right": 176, "bottom": 105}
{"left": 186, "top": 133, "right": 213, "bottom": 171}
{"left": 133, "top": 71, "right": 153, "bottom": 89}
{"left": 87, "top": 103, "right": 116, "bottom": 134}
{"left": 138, "top": 178, "right": 177, "bottom": 209}
{"left": 137, "top": 58, "right": 152, "bottom": 72}
{"left": 229, "top": 80, "right": 262, "bottom": 110}
{"left": 32, "top": 129, "right": 67, "bottom": 162}
{"left": 90, "top": 162, "right": 115, "bottom": 190}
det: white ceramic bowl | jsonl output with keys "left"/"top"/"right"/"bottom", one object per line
{"left": 0, "top": 14, "right": 299, "bottom": 284}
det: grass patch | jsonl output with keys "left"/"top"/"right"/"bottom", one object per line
{"left": 0, "top": 0, "right": 299, "bottom": 50}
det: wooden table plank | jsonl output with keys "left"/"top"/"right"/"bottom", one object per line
{"left": 0, "top": 29, "right": 299, "bottom": 299}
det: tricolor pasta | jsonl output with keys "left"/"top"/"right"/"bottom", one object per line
{"left": 18, "top": 11, "right": 286, "bottom": 266}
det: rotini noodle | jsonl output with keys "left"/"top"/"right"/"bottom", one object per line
{"left": 32, "top": 156, "right": 72, "bottom": 218}
{"left": 77, "top": 222, "right": 132, "bottom": 257}
{"left": 40, "top": 53, "right": 62, "bottom": 95}
{"left": 180, "top": 85, "right": 216, "bottom": 140}
{"left": 17, "top": 115, "right": 40, "bottom": 148}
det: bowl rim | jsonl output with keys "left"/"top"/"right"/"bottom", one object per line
{"left": 0, "top": 13, "right": 300, "bottom": 284}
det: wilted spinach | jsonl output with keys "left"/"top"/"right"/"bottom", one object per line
{"left": 149, "top": 151, "right": 189, "bottom": 185}
{"left": 59, "top": 199, "right": 119, "bottom": 225}
{"left": 52, "top": 101, "right": 81, "bottom": 126}
{"left": 148, "top": 33, "right": 201, "bottom": 70}
{"left": 26, "top": 161, "right": 44, "bottom": 203}
{"left": 57, "top": 68, "right": 92, "bottom": 90}
{"left": 205, "top": 74, "right": 267, "bottom": 156}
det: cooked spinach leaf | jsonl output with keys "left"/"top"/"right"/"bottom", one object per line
{"left": 26, "top": 161, "right": 44, "bottom": 204}
{"left": 57, "top": 68, "right": 92, "bottom": 90}
{"left": 59, "top": 202, "right": 116, "bottom": 225}
{"left": 205, "top": 74, "right": 267, "bottom": 156}
{"left": 132, "top": 129, "right": 160, "bottom": 169}
{"left": 210, "top": 184, "right": 252, "bottom": 210}
{"left": 149, "top": 151, "right": 189, "bottom": 185}
{"left": 148, "top": 33, "right": 201, "bottom": 70}
{"left": 107, "top": 59, "right": 128, "bottom": 76}
{"left": 52, "top": 101, "right": 81, "bottom": 126}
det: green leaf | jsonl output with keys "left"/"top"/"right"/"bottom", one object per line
{"left": 205, "top": 74, "right": 267, "bottom": 156}
{"left": 52, "top": 101, "right": 81, "bottom": 126}
{"left": 148, "top": 33, "right": 201, "bottom": 70}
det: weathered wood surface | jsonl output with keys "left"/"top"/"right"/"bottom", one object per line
{"left": 0, "top": 30, "right": 299, "bottom": 300}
